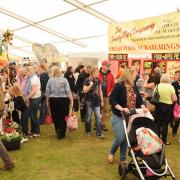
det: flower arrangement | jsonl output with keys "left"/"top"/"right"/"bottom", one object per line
{"left": 0, "top": 116, "right": 21, "bottom": 151}
{"left": 0, "top": 131, "right": 21, "bottom": 142}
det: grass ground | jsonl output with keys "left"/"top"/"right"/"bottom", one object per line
{"left": 0, "top": 117, "right": 179, "bottom": 180}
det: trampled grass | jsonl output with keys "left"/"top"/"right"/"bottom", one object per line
{"left": 0, "top": 117, "right": 179, "bottom": 180}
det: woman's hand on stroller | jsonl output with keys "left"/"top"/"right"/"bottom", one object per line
{"left": 141, "top": 105, "right": 149, "bottom": 113}
{"left": 122, "top": 108, "right": 130, "bottom": 113}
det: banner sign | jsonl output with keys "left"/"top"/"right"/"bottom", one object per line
{"left": 109, "top": 12, "right": 180, "bottom": 54}
{"left": 152, "top": 53, "right": 180, "bottom": 60}
{"left": 167, "top": 61, "right": 180, "bottom": 79}
{"left": 109, "top": 54, "right": 128, "bottom": 60}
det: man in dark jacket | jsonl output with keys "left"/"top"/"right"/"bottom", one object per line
{"left": 99, "top": 61, "right": 115, "bottom": 131}
{"left": 75, "top": 66, "right": 92, "bottom": 121}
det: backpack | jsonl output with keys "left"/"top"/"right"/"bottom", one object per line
{"left": 136, "top": 127, "right": 163, "bottom": 155}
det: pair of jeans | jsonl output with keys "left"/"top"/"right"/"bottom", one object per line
{"left": 39, "top": 97, "right": 47, "bottom": 124}
{"left": 29, "top": 97, "right": 41, "bottom": 134}
{"left": 21, "top": 109, "right": 29, "bottom": 136}
{"left": 110, "top": 114, "right": 127, "bottom": 161}
{"left": 85, "top": 101, "right": 102, "bottom": 135}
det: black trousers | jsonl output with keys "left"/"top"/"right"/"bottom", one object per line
{"left": 154, "top": 103, "right": 173, "bottom": 143}
{"left": 49, "top": 97, "right": 70, "bottom": 137}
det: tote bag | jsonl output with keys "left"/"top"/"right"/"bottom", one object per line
{"left": 150, "top": 85, "right": 160, "bottom": 105}
{"left": 65, "top": 108, "right": 78, "bottom": 131}
{"left": 173, "top": 103, "right": 180, "bottom": 122}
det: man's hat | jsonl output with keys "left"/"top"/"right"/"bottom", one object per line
{"left": 102, "top": 60, "right": 111, "bottom": 66}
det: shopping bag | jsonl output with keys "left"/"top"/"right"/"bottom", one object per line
{"left": 65, "top": 108, "right": 78, "bottom": 131}
{"left": 173, "top": 103, "right": 180, "bottom": 122}
{"left": 45, "top": 115, "right": 53, "bottom": 125}
{"left": 45, "top": 106, "right": 53, "bottom": 125}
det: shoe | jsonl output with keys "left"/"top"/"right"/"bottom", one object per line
{"left": 21, "top": 137, "right": 28, "bottom": 143}
{"left": 86, "top": 133, "right": 91, "bottom": 137}
{"left": 165, "top": 142, "right": 171, "bottom": 145}
{"left": 57, "top": 133, "right": 65, "bottom": 139}
{"left": 29, "top": 132, "right": 33, "bottom": 138}
{"left": 4, "top": 162, "right": 15, "bottom": 170}
{"left": 107, "top": 154, "right": 114, "bottom": 163}
{"left": 33, "top": 134, "right": 40, "bottom": 138}
{"left": 97, "top": 134, "right": 105, "bottom": 139}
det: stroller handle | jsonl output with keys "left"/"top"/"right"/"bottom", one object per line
{"left": 122, "top": 108, "right": 137, "bottom": 118}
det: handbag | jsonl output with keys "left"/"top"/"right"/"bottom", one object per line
{"left": 173, "top": 103, "right": 180, "bottom": 122}
{"left": 65, "top": 108, "right": 78, "bottom": 131}
{"left": 150, "top": 85, "right": 160, "bottom": 105}
{"left": 45, "top": 115, "right": 53, "bottom": 125}
{"left": 45, "top": 106, "right": 53, "bottom": 125}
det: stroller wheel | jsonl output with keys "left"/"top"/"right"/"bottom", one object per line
{"left": 118, "top": 164, "right": 127, "bottom": 179}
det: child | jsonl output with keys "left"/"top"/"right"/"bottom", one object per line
{"left": 9, "top": 85, "right": 29, "bottom": 143}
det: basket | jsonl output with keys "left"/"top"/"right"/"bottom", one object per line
{"left": 2, "top": 139, "right": 20, "bottom": 151}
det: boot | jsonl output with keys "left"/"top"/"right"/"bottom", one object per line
{"left": 119, "top": 161, "right": 127, "bottom": 179}
{"left": 0, "top": 141, "right": 15, "bottom": 170}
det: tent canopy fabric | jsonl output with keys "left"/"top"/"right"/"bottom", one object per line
{"left": 0, "top": 0, "right": 179, "bottom": 58}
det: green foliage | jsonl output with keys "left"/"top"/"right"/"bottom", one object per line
{"left": 0, "top": 132, "right": 21, "bottom": 142}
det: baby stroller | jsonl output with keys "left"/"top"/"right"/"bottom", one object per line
{"left": 118, "top": 109, "right": 176, "bottom": 180}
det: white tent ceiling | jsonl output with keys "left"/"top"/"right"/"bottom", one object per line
{"left": 0, "top": 0, "right": 179, "bottom": 59}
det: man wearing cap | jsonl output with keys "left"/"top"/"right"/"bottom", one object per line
{"left": 99, "top": 60, "right": 115, "bottom": 131}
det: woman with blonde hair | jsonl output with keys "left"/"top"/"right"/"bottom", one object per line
{"left": 154, "top": 73, "right": 177, "bottom": 145}
{"left": 24, "top": 66, "right": 41, "bottom": 138}
{"left": 46, "top": 66, "right": 73, "bottom": 139}
{"left": 9, "top": 85, "right": 29, "bottom": 143}
{"left": 108, "top": 67, "right": 148, "bottom": 176}
{"left": 15, "top": 67, "right": 28, "bottom": 94}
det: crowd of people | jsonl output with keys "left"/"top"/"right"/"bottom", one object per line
{"left": 0, "top": 60, "right": 179, "bottom": 171}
